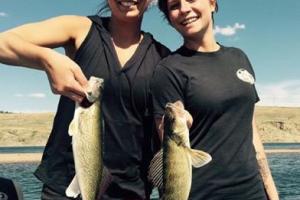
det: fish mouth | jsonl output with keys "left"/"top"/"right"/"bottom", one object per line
{"left": 80, "top": 77, "right": 104, "bottom": 108}
{"left": 164, "top": 102, "right": 184, "bottom": 122}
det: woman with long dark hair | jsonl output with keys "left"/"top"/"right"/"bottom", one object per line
{"left": 151, "top": 0, "right": 279, "bottom": 199}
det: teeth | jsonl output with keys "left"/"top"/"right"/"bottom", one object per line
{"left": 118, "top": 1, "right": 137, "bottom": 7}
{"left": 181, "top": 17, "right": 198, "bottom": 25}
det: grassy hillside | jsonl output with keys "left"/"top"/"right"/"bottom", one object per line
{"left": 0, "top": 113, "right": 54, "bottom": 146}
{"left": 255, "top": 106, "right": 300, "bottom": 142}
{"left": 0, "top": 106, "right": 299, "bottom": 146}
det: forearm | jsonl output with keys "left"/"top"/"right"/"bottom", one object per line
{"left": 0, "top": 32, "right": 52, "bottom": 70}
{"left": 253, "top": 118, "right": 279, "bottom": 200}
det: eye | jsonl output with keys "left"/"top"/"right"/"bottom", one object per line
{"left": 168, "top": 2, "right": 180, "bottom": 10}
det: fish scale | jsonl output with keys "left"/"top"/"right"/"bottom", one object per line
{"left": 66, "top": 77, "right": 106, "bottom": 200}
{"left": 148, "top": 101, "right": 212, "bottom": 200}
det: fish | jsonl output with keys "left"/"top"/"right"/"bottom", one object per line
{"left": 149, "top": 101, "right": 212, "bottom": 200}
{"left": 66, "top": 76, "right": 109, "bottom": 200}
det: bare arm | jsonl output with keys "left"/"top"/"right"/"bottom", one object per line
{"left": 252, "top": 114, "right": 279, "bottom": 200}
{"left": 0, "top": 15, "right": 91, "bottom": 102}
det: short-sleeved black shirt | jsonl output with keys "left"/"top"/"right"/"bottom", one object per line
{"left": 151, "top": 45, "right": 267, "bottom": 200}
{"left": 34, "top": 16, "right": 170, "bottom": 199}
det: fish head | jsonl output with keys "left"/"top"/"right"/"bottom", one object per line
{"left": 164, "top": 101, "right": 190, "bottom": 142}
{"left": 85, "top": 76, "right": 104, "bottom": 103}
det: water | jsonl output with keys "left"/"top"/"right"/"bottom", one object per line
{"left": 0, "top": 144, "right": 299, "bottom": 200}
{"left": 0, "top": 146, "right": 44, "bottom": 154}
{"left": 0, "top": 163, "right": 41, "bottom": 200}
{"left": 264, "top": 143, "right": 300, "bottom": 150}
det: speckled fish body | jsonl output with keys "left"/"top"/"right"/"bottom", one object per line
{"left": 149, "top": 102, "right": 212, "bottom": 200}
{"left": 66, "top": 77, "right": 104, "bottom": 200}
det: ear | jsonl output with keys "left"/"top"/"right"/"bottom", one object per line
{"left": 209, "top": 0, "right": 217, "bottom": 12}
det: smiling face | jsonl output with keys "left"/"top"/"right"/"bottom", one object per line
{"left": 166, "top": 0, "right": 216, "bottom": 39}
{"left": 108, "top": 0, "right": 150, "bottom": 22}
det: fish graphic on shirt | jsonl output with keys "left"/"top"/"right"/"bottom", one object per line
{"left": 236, "top": 68, "right": 255, "bottom": 84}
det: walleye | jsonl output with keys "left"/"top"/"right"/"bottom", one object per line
{"left": 66, "top": 76, "right": 108, "bottom": 200}
{"left": 149, "top": 101, "right": 212, "bottom": 200}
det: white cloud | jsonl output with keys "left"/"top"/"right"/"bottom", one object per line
{"left": 256, "top": 80, "right": 300, "bottom": 107}
{"left": 28, "top": 93, "right": 46, "bottom": 98}
{"left": 0, "top": 12, "right": 8, "bottom": 17}
{"left": 214, "top": 23, "right": 245, "bottom": 36}
{"left": 14, "top": 94, "right": 24, "bottom": 98}
{"left": 14, "top": 93, "right": 46, "bottom": 98}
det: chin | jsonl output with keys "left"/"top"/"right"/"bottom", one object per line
{"left": 123, "top": 12, "right": 143, "bottom": 20}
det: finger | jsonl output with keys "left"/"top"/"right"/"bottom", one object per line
{"left": 73, "top": 66, "right": 88, "bottom": 88}
{"left": 158, "top": 115, "right": 165, "bottom": 131}
{"left": 184, "top": 110, "right": 193, "bottom": 128}
{"left": 64, "top": 91, "right": 84, "bottom": 103}
{"left": 173, "top": 100, "right": 184, "bottom": 109}
{"left": 68, "top": 80, "right": 87, "bottom": 98}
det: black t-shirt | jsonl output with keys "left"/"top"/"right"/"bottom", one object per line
{"left": 34, "top": 16, "right": 170, "bottom": 199}
{"left": 151, "top": 45, "right": 267, "bottom": 200}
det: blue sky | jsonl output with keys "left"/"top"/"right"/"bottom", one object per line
{"left": 0, "top": 0, "right": 299, "bottom": 112}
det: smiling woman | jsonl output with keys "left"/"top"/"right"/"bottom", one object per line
{"left": 151, "top": 0, "right": 279, "bottom": 199}
{"left": 0, "top": 0, "right": 170, "bottom": 199}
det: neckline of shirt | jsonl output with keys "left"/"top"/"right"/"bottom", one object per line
{"left": 178, "top": 43, "right": 225, "bottom": 57}
{"left": 100, "top": 17, "right": 153, "bottom": 72}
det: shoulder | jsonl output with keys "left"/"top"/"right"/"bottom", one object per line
{"left": 38, "top": 15, "right": 92, "bottom": 41}
{"left": 57, "top": 15, "right": 92, "bottom": 34}
{"left": 43, "top": 15, "right": 92, "bottom": 30}
{"left": 156, "top": 50, "right": 185, "bottom": 71}
{"left": 153, "top": 54, "right": 186, "bottom": 79}
{"left": 221, "top": 45, "right": 250, "bottom": 60}
{"left": 152, "top": 39, "right": 171, "bottom": 58}
{"left": 144, "top": 32, "right": 171, "bottom": 58}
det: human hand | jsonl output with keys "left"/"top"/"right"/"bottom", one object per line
{"left": 43, "top": 50, "right": 88, "bottom": 103}
{"left": 172, "top": 100, "right": 193, "bottom": 128}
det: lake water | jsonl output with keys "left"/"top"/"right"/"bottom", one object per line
{"left": 0, "top": 144, "right": 300, "bottom": 200}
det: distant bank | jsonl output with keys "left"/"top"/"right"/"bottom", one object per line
{"left": 0, "top": 106, "right": 299, "bottom": 146}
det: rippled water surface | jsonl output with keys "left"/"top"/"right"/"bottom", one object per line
{"left": 0, "top": 144, "right": 299, "bottom": 200}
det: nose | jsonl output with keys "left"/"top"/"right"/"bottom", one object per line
{"left": 180, "top": 0, "right": 191, "bottom": 14}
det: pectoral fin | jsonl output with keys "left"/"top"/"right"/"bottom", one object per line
{"left": 68, "top": 119, "right": 75, "bottom": 136}
{"left": 148, "top": 149, "right": 163, "bottom": 190}
{"left": 68, "top": 105, "right": 80, "bottom": 136}
{"left": 65, "top": 175, "right": 80, "bottom": 198}
{"left": 188, "top": 149, "right": 212, "bottom": 168}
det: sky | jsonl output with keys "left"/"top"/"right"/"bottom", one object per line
{"left": 0, "top": 0, "right": 300, "bottom": 112}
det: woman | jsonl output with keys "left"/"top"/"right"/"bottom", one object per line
{"left": 150, "top": 0, "right": 279, "bottom": 199}
{"left": 0, "top": 0, "right": 169, "bottom": 199}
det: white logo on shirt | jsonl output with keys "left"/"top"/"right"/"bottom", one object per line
{"left": 0, "top": 192, "right": 8, "bottom": 200}
{"left": 236, "top": 68, "right": 255, "bottom": 85}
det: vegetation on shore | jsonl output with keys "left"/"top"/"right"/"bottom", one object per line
{"left": 255, "top": 106, "right": 300, "bottom": 142}
{"left": 0, "top": 106, "right": 299, "bottom": 146}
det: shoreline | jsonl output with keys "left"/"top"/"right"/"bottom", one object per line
{"left": 1, "top": 149, "right": 300, "bottom": 164}
{"left": 0, "top": 153, "right": 42, "bottom": 164}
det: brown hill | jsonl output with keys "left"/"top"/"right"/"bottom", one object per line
{"left": 255, "top": 106, "right": 300, "bottom": 142}
{"left": 0, "top": 106, "right": 299, "bottom": 146}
